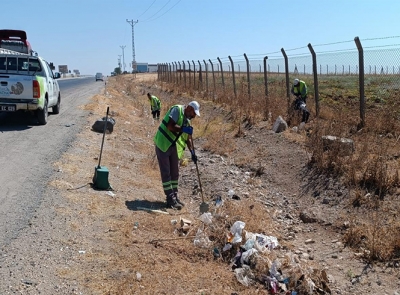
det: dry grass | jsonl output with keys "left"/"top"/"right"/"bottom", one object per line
{"left": 51, "top": 73, "right": 400, "bottom": 295}
{"left": 163, "top": 72, "right": 400, "bottom": 264}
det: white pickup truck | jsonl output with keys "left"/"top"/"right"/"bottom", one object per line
{"left": 0, "top": 49, "right": 61, "bottom": 125}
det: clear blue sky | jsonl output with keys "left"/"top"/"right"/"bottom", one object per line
{"left": 3, "top": 0, "right": 399, "bottom": 75}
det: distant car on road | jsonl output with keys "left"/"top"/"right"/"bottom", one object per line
{"left": 95, "top": 72, "right": 103, "bottom": 81}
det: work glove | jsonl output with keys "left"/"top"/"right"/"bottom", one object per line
{"left": 191, "top": 150, "right": 198, "bottom": 164}
{"left": 182, "top": 126, "right": 193, "bottom": 135}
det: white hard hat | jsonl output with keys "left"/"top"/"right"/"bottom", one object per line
{"left": 293, "top": 79, "right": 300, "bottom": 86}
{"left": 188, "top": 101, "right": 200, "bottom": 116}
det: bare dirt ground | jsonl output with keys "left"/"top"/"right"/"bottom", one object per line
{"left": 3, "top": 73, "right": 399, "bottom": 295}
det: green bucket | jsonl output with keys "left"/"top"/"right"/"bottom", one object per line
{"left": 93, "top": 166, "right": 111, "bottom": 190}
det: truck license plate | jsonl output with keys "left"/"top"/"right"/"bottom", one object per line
{"left": 0, "top": 105, "right": 16, "bottom": 112}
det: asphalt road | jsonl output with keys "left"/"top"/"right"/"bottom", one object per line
{"left": 0, "top": 77, "right": 103, "bottom": 248}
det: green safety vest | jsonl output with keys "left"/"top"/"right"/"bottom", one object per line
{"left": 293, "top": 80, "right": 307, "bottom": 97}
{"left": 150, "top": 95, "right": 161, "bottom": 111}
{"left": 154, "top": 105, "right": 190, "bottom": 159}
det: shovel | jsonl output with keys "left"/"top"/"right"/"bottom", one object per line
{"left": 190, "top": 136, "right": 209, "bottom": 213}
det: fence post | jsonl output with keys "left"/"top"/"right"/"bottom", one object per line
{"left": 182, "top": 61, "right": 186, "bottom": 88}
{"left": 308, "top": 43, "right": 320, "bottom": 117}
{"left": 244, "top": 53, "right": 251, "bottom": 99}
{"left": 209, "top": 59, "right": 216, "bottom": 99}
{"left": 172, "top": 62, "right": 175, "bottom": 83}
{"left": 203, "top": 60, "right": 209, "bottom": 94}
{"left": 178, "top": 62, "right": 182, "bottom": 84}
{"left": 217, "top": 57, "right": 225, "bottom": 91}
{"left": 187, "top": 61, "right": 191, "bottom": 89}
{"left": 174, "top": 62, "right": 178, "bottom": 84}
{"left": 192, "top": 60, "right": 196, "bottom": 89}
{"left": 281, "top": 48, "right": 290, "bottom": 99}
{"left": 263, "top": 56, "right": 269, "bottom": 120}
{"left": 228, "top": 56, "right": 237, "bottom": 100}
{"left": 168, "top": 63, "right": 171, "bottom": 82}
{"left": 354, "top": 36, "right": 365, "bottom": 128}
{"left": 198, "top": 60, "right": 202, "bottom": 90}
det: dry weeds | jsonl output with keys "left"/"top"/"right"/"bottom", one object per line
{"left": 51, "top": 73, "right": 400, "bottom": 294}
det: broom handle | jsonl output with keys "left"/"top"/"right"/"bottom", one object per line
{"left": 190, "top": 136, "right": 205, "bottom": 203}
{"left": 98, "top": 106, "right": 109, "bottom": 168}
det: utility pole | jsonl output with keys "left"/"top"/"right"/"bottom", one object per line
{"left": 118, "top": 54, "right": 122, "bottom": 73}
{"left": 126, "top": 19, "right": 138, "bottom": 72}
{"left": 120, "top": 45, "right": 126, "bottom": 73}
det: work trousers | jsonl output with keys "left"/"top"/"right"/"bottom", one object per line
{"left": 155, "top": 144, "right": 179, "bottom": 197}
{"left": 152, "top": 110, "right": 160, "bottom": 119}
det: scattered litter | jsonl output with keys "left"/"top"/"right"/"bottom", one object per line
{"left": 78, "top": 250, "right": 86, "bottom": 254}
{"left": 232, "top": 194, "right": 241, "bottom": 200}
{"left": 234, "top": 265, "right": 255, "bottom": 287}
{"left": 198, "top": 212, "right": 212, "bottom": 225}
{"left": 230, "top": 221, "right": 245, "bottom": 244}
{"left": 106, "top": 191, "right": 115, "bottom": 197}
{"left": 214, "top": 195, "right": 223, "bottom": 207}
{"left": 223, "top": 243, "right": 232, "bottom": 252}
{"left": 136, "top": 207, "right": 169, "bottom": 215}
{"left": 193, "top": 227, "right": 212, "bottom": 248}
{"left": 180, "top": 217, "right": 192, "bottom": 232}
{"left": 136, "top": 272, "right": 142, "bottom": 281}
{"left": 213, "top": 247, "right": 221, "bottom": 258}
{"left": 240, "top": 248, "right": 258, "bottom": 265}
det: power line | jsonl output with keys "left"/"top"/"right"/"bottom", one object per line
{"left": 141, "top": 0, "right": 171, "bottom": 21}
{"left": 141, "top": 0, "right": 181, "bottom": 22}
{"left": 136, "top": 0, "right": 157, "bottom": 19}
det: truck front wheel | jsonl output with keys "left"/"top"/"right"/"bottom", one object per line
{"left": 37, "top": 98, "right": 48, "bottom": 125}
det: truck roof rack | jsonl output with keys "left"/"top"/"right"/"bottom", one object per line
{"left": 0, "top": 48, "right": 28, "bottom": 55}
{"left": 0, "top": 48, "right": 37, "bottom": 56}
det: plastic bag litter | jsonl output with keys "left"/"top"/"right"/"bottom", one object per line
{"left": 222, "top": 243, "right": 232, "bottom": 252}
{"left": 243, "top": 238, "right": 255, "bottom": 250}
{"left": 307, "top": 278, "right": 315, "bottom": 294}
{"left": 193, "top": 227, "right": 212, "bottom": 248}
{"left": 230, "top": 221, "right": 245, "bottom": 244}
{"left": 240, "top": 248, "right": 258, "bottom": 265}
{"left": 198, "top": 212, "right": 213, "bottom": 225}
{"left": 255, "top": 234, "right": 279, "bottom": 252}
{"left": 234, "top": 265, "right": 255, "bottom": 287}
{"left": 269, "top": 260, "right": 283, "bottom": 281}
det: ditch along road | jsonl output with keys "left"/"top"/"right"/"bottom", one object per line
{"left": 0, "top": 73, "right": 399, "bottom": 295}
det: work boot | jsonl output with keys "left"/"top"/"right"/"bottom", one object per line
{"left": 166, "top": 193, "right": 182, "bottom": 210}
{"left": 174, "top": 192, "right": 185, "bottom": 206}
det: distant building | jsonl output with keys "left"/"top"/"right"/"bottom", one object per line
{"left": 58, "top": 65, "right": 68, "bottom": 74}
{"left": 148, "top": 64, "right": 158, "bottom": 73}
{"left": 135, "top": 62, "right": 148, "bottom": 73}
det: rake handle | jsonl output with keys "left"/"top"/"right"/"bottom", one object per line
{"left": 98, "top": 106, "right": 109, "bottom": 168}
{"left": 190, "top": 136, "right": 205, "bottom": 203}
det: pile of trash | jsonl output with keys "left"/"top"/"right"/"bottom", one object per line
{"left": 178, "top": 210, "right": 331, "bottom": 294}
